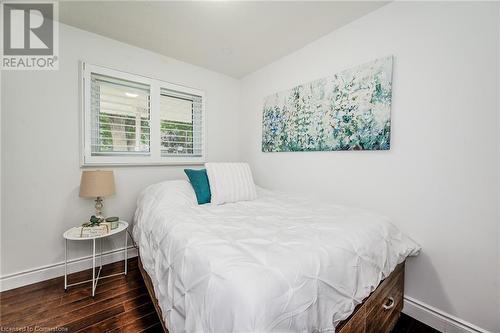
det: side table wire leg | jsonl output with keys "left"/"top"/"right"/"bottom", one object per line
{"left": 124, "top": 229, "right": 128, "bottom": 275}
{"left": 100, "top": 237, "right": 103, "bottom": 269}
{"left": 92, "top": 238, "right": 96, "bottom": 297}
{"left": 64, "top": 239, "right": 67, "bottom": 291}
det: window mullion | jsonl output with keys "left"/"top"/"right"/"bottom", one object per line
{"left": 149, "top": 81, "right": 161, "bottom": 161}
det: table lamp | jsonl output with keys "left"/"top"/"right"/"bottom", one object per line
{"left": 79, "top": 170, "right": 115, "bottom": 219}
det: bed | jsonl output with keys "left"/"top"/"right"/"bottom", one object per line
{"left": 133, "top": 180, "right": 420, "bottom": 333}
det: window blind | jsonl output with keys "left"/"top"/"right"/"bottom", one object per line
{"left": 160, "top": 88, "right": 203, "bottom": 157}
{"left": 90, "top": 73, "right": 151, "bottom": 155}
{"left": 83, "top": 63, "right": 205, "bottom": 165}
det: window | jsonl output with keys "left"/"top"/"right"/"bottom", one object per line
{"left": 82, "top": 63, "right": 205, "bottom": 165}
{"left": 91, "top": 74, "right": 151, "bottom": 155}
{"left": 160, "top": 88, "right": 203, "bottom": 157}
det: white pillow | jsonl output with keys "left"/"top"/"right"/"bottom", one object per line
{"left": 205, "top": 162, "right": 257, "bottom": 205}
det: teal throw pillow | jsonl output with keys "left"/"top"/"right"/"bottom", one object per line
{"left": 184, "top": 169, "right": 211, "bottom": 204}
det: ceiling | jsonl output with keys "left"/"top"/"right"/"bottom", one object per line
{"left": 59, "top": 1, "right": 388, "bottom": 78}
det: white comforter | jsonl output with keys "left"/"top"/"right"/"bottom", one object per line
{"left": 133, "top": 180, "right": 420, "bottom": 333}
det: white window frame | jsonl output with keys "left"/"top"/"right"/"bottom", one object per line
{"left": 81, "top": 62, "right": 206, "bottom": 166}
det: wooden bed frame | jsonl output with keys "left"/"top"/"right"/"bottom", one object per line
{"left": 139, "top": 257, "right": 405, "bottom": 333}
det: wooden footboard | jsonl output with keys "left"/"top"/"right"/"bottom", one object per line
{"left": 138, "top": 256, "right": 404, "bottom": 333}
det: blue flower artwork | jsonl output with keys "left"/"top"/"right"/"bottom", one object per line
{"left": 262, "top": 56, "right": 393, "bottom": 152}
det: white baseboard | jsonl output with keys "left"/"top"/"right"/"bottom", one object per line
{"left": 0, "top": 246, "right": 138, "bottom": 292}
{"left": 403, "top": 296, "right": 492, "bottom": 333}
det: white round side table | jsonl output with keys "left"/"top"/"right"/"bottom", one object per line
{"left": 63, "top": 220, "right": 128, "bottom": 297}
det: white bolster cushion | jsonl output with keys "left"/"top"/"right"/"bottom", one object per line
{"left": 205, "top": 162, "right": 258, "bottom": 205}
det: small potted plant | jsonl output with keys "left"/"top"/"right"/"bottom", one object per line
{"left": 80, "top": 215, "right": 108, "bottom": 237}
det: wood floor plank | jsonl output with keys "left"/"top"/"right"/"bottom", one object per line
{"left": 64, "top": 304, "right": 125, "bottom": 332}
{"left": 0, "top": 258, "right": 438, "bottom": 333}
{"left": 141, "top": 322, "right": 165, "bottom": 332}
{"left": 1, "top": 270, "right": 143, "bottom": 326}
{"left": 392, "top": 314, "right": 440, "bottom": 333}
{"left": 0, "top": 261, "right": 138, "bottom": 315}
{"left": 31, "top": 287, "right": 148, "bottom": 329}
{"left": 80, "top": 301, "right": 156, "bottom": 332}
{"left": 112, "top": 311, "right": 162, "bottom": 333}
{"left": 2, "top": 269, "right": 140, "bottom": 317}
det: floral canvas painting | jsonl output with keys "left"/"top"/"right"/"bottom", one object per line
{"left": 262, "top": 56, "right": 393, "bottom": 152}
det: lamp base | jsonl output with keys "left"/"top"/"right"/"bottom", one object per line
{"left": 94, "top": 197, "right": 104, "bottom": 219}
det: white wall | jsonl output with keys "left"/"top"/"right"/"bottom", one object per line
{"left": 239, "top": 2, "right": 499, "bottom": 332}
{"left": 497, "top": 3, "right": 500, "bottom": 327}
{"left": 1, "top": 24, "right": 240, "bottom": 282}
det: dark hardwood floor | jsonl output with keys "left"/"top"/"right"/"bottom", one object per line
{"left": 0, "top": 258, "right": 438, "bottom": 332}
{"left": 392, "top": 313, "right": 440, "bottom": 333}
